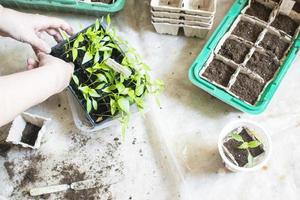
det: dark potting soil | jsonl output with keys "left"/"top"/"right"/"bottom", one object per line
{"left": 260, "top": 32, "right": 290, "bottom": 59}
{"left": 219, "top": 39, "right": 250, "bottom": 64}
{"left": 21, "top": 122, "right": 41, "bottom": 146}
{"left": 232, "top": 20, "right": 264, "bottom": 43}
{"left": 0, "top": 142, "right": 12, "bottom": 157}
{"left": 293, "top": 2, "right": 300, "bottom": 13}
{"left": 202, "top": 59, "right": 235, "bottom": 87}
{"left": 245, "top": 51, "right": 280, "bottom": 81}
{"left": 271, "top": 14, "right": 298, "bottom": 36}
{"left": 230, "top": 73, "right": 265, "bottom": 105}
{"left": 91, "top": 0, "right": 114, "bottom": 3}
{"left": 245, "top": 1, "right": 272, "bottom": 22}
{"left": 223, "top": 139, "right": 248, "bottom": 167}
{"left": 239, "top": 128, "right": 265, "bottom": 157}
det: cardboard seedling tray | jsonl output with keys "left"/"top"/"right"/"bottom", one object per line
{"left": 152, "top": 21, "right": 210, "bottom": 38}
{"left": 151, "top": 0, "right": 217, "bottom": 16}
{"left": 152, "top": 16, "right": 213, "bottom": 27}
{"left": 6, "top": 112, "right": 50, "bottom": 149}
{"left": 189, "top": 0, "right": 300, "bottom": 114}
{"left": 151, "top": 9, "right": 214, "bottom": 22}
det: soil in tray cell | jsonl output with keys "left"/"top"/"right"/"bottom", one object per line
{"left": 239, "top": 128, "right": 265, "bottom": 157}
{"left": 202, "top": 59, "right": 235, "bottom": 87}
{"left": 293, "top": 2, "right": 300, "bottom": 13}
{"left": 232, "top": 20, "right": 264, "bottom": 43}
{"left": 218, "top": 39, "right": 250, "bottom": 64}
{"left": 245, "top": 51, "right": 280, "bottom": 81}
{"left": 230, "top": 73, "right": 265, "bottom": 105}
{"left": 223, "top": 139, "right": 248, "bottom": 167}
{"left": 271, "top": 14, "right": 299, "bottom": 36}
{"left": 260, "top": 32, "right": 290, "bottom": 59}
{"left": 245, "top": 1, "right": 272, "bottom": 22}
{"left": 21, "top": 123, "right": 41, "bottom": 146}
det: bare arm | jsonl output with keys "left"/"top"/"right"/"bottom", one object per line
{"left": 0, "top": 53, "right": 74, "bottom": 126}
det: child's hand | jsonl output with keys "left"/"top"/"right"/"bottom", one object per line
{"left": 27, "top": 53, "right": 74, "bottom": 93}
{"left": 0, "top": 6, "right": 73, "bottom": 53}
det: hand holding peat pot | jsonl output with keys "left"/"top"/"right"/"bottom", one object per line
{"left": 0, "top": 5, "right": 73, "bottom": 53}
{"left": 218, "top": 120, "right": 272, "bottom": 172}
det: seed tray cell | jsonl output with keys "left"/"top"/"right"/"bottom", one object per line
{"left": 189, "top": 0, "right": 300, "bottom": 113}
{"left": 243, "top": 0, "right": 276, "bottom": 23}
{"left": 271, "top": 13, "right": 299, "bottom": 36}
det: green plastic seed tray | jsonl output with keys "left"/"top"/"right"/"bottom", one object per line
{"left": 189, "top": 0, "right": 300, "bottom": 114}
{"left": 0, "top": 0, "right": 126, "bottom": 16}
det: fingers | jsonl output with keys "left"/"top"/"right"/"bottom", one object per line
{"left": 25, "top": 32, "right": 51, "bottom": 53}
{"left": 45, "top": 28, "right": 63, "bottom": 42}
{"left": 37, "top": 16, "right": 73, "bottom": 36}
{"left": 27, "top": 58, "right": 39, "bottom": 70}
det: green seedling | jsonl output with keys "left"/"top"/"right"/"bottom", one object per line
{"left": 63, "top": 16, "right": 164, "bottom": 136}
{"left": 230, "top": 131, "right": 262, "bottom": 167}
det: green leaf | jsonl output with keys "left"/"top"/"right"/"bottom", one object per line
{"left": 117, "top": 97, "right": 130, "bottom": 114}
{"left": 89, "top": 89, "right": 100, "bottom": 98}
{"left": 96, "top": 73, "right": 108, "bottom": 83}
{"left": 135, "top": 84, "right": 145, "bottom": 96}
{"left": 116, "top": 83, "right": 125, "bottom": 93}
{"left": 107, "top": 14, "right": 111, "bottom": 26}
{"left": 72, "top": 48, "right": 78, "bottom": 62}
{"left": 238, "top": 142, "right": 249, "bottom": 150}
{"left": 78, "top": 86, "right": 90, "bottom": 94}
{"left": 110, "top": 99, "right": 116, "bottom": 115}
{"left": 92, "top": 98, "right": 98, "bottom": 110}
{"left": 248, "top": 141, "right": 262, "bottom": 149}
{"left": 86, "top": 98, "right": 92, "bottom": 113}
{"left": 94, "top": 51, "right": 100, "bottom": 64}
{"left": 230, "top": 132, "right": 244, "bottom": 143}
{"left": 96, "top": 83, "right": 106, "bottom": 90}
{"left": 103, "top": 50, "right": 112, "bottom": 61}
{"left": 72, "top": 75, "right": 79, "bottom": 85}
{"left": 82, "top": 51, "right": 93, "bottom": 65}
{"left": 95, "top": 18, "right": 100, "bottom": 31}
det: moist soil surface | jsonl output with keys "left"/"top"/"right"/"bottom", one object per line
{"left": 245, "top": 51, "right": 280, "bottom": 81}
{"left": 271, "top": 14, "right": 298, "bottom": 36}
{"left": 91, "top": 0, "right": 113, "bottom": 3}
{"left": 223, "top": 139, "right": 248, "bottom": 167}
{"left": 21, "top": 122, "right": 41, "bottom": 146}
{"left": 239, "top": 128, "right": 265, "bottom": 157}
{"left": 219, "top": 39, "right": 250, "bottom": 64}
{"left": 245, "top": 1, "right": 272, "bottom": 22}
{"left": 202, "top": 59, "right": 235, "bottom": 87}
{"left": 260, "top": 32, "right": 290, "bottom": 59}
{"left": 230, "top": 73, "right": 265, "bottom": 105}
{"left": 232, "top": 20, "right": 264, "bottom": 43}
{"left": 293, "top": 2, "right": 300, "bottom": 13}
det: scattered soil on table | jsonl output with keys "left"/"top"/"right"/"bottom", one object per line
{"left": 245, "top": 51, "right": 280, "bottom": 81}
{"left": 4, "top": 161, "right": 15, "bottom": 180}
{"left": 202, "top": 59, "right": 235, "bottom": 87}
{"left": 223, "top": 139, "right": 248, "bottom": 167}
{"left": 21, "top": 122, "right": 41, "bottom": 146}
{"left": 59, "top": 164, "right": 86, "bottom": 184}
{"left": 219, "top": 39, "right": 250, "bottom": 64}
{"left": 246, "top": 1, "right": 272, "bottom": 22}
{"left": 0, "top": 142, "right": 12, "bottom": 157}
{"left": 232, "top": 20, "right": 264, "bottom": 43}
{"left": 293, "top": 2, "right": 300, "bottom": 13}
{"left": 239, "top": 128, "right": 265, "bottom": 157}
{"left": 260, "top": 32, "right": 290, "bottom": 59}
{"left": 230, "top": 73, "right": 265, "bottom": 105}
{"left": 20, "top": 167, "right": 38, "bottom": 188}
{"left": 271, "top": 14, "right": 298, "bottom": 36}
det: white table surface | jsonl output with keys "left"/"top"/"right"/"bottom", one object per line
{"left": 1, "top": 0, "right": 300, "bottom": 199}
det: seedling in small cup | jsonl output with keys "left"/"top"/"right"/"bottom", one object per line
{"left": 218, "top": 120, "right": 271, "bottom": 172}
{"left": 6, "top": 112, "right": 50, "bottom": 149}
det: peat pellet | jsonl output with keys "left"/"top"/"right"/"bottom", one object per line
{"left": 232, "top": 20, "right": 264, "bottom": 43}
{"left": 239, "top": 128, "right": 265, "bottom": 157}
{"left": 230, "top": 73, "right": 265, "bottom": 105}
{"left": 202, "top": 59, "right": 235, "bottom": 87}
{"left": 218, "top": 39, "right": 250, "bottom": 64}
{"left": 271, "top": 14, "right": 298, "bottom": 36}
{"left": 223, "top": 139, "right": 248, "bottom": 167}
{"left": 260, "top": 32, "right": 290, "bottom": 59}
{"left": 293, "top": 2, "right": 300, "bottom": 13}
{"left": 245, "top": 1, "right": 272, "bottom": 22}
{"left": 21, "top": 123, "right": 41, "bottom": 146}
{"left": 245, "top": 51, "right": 280, "bottom": 81}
